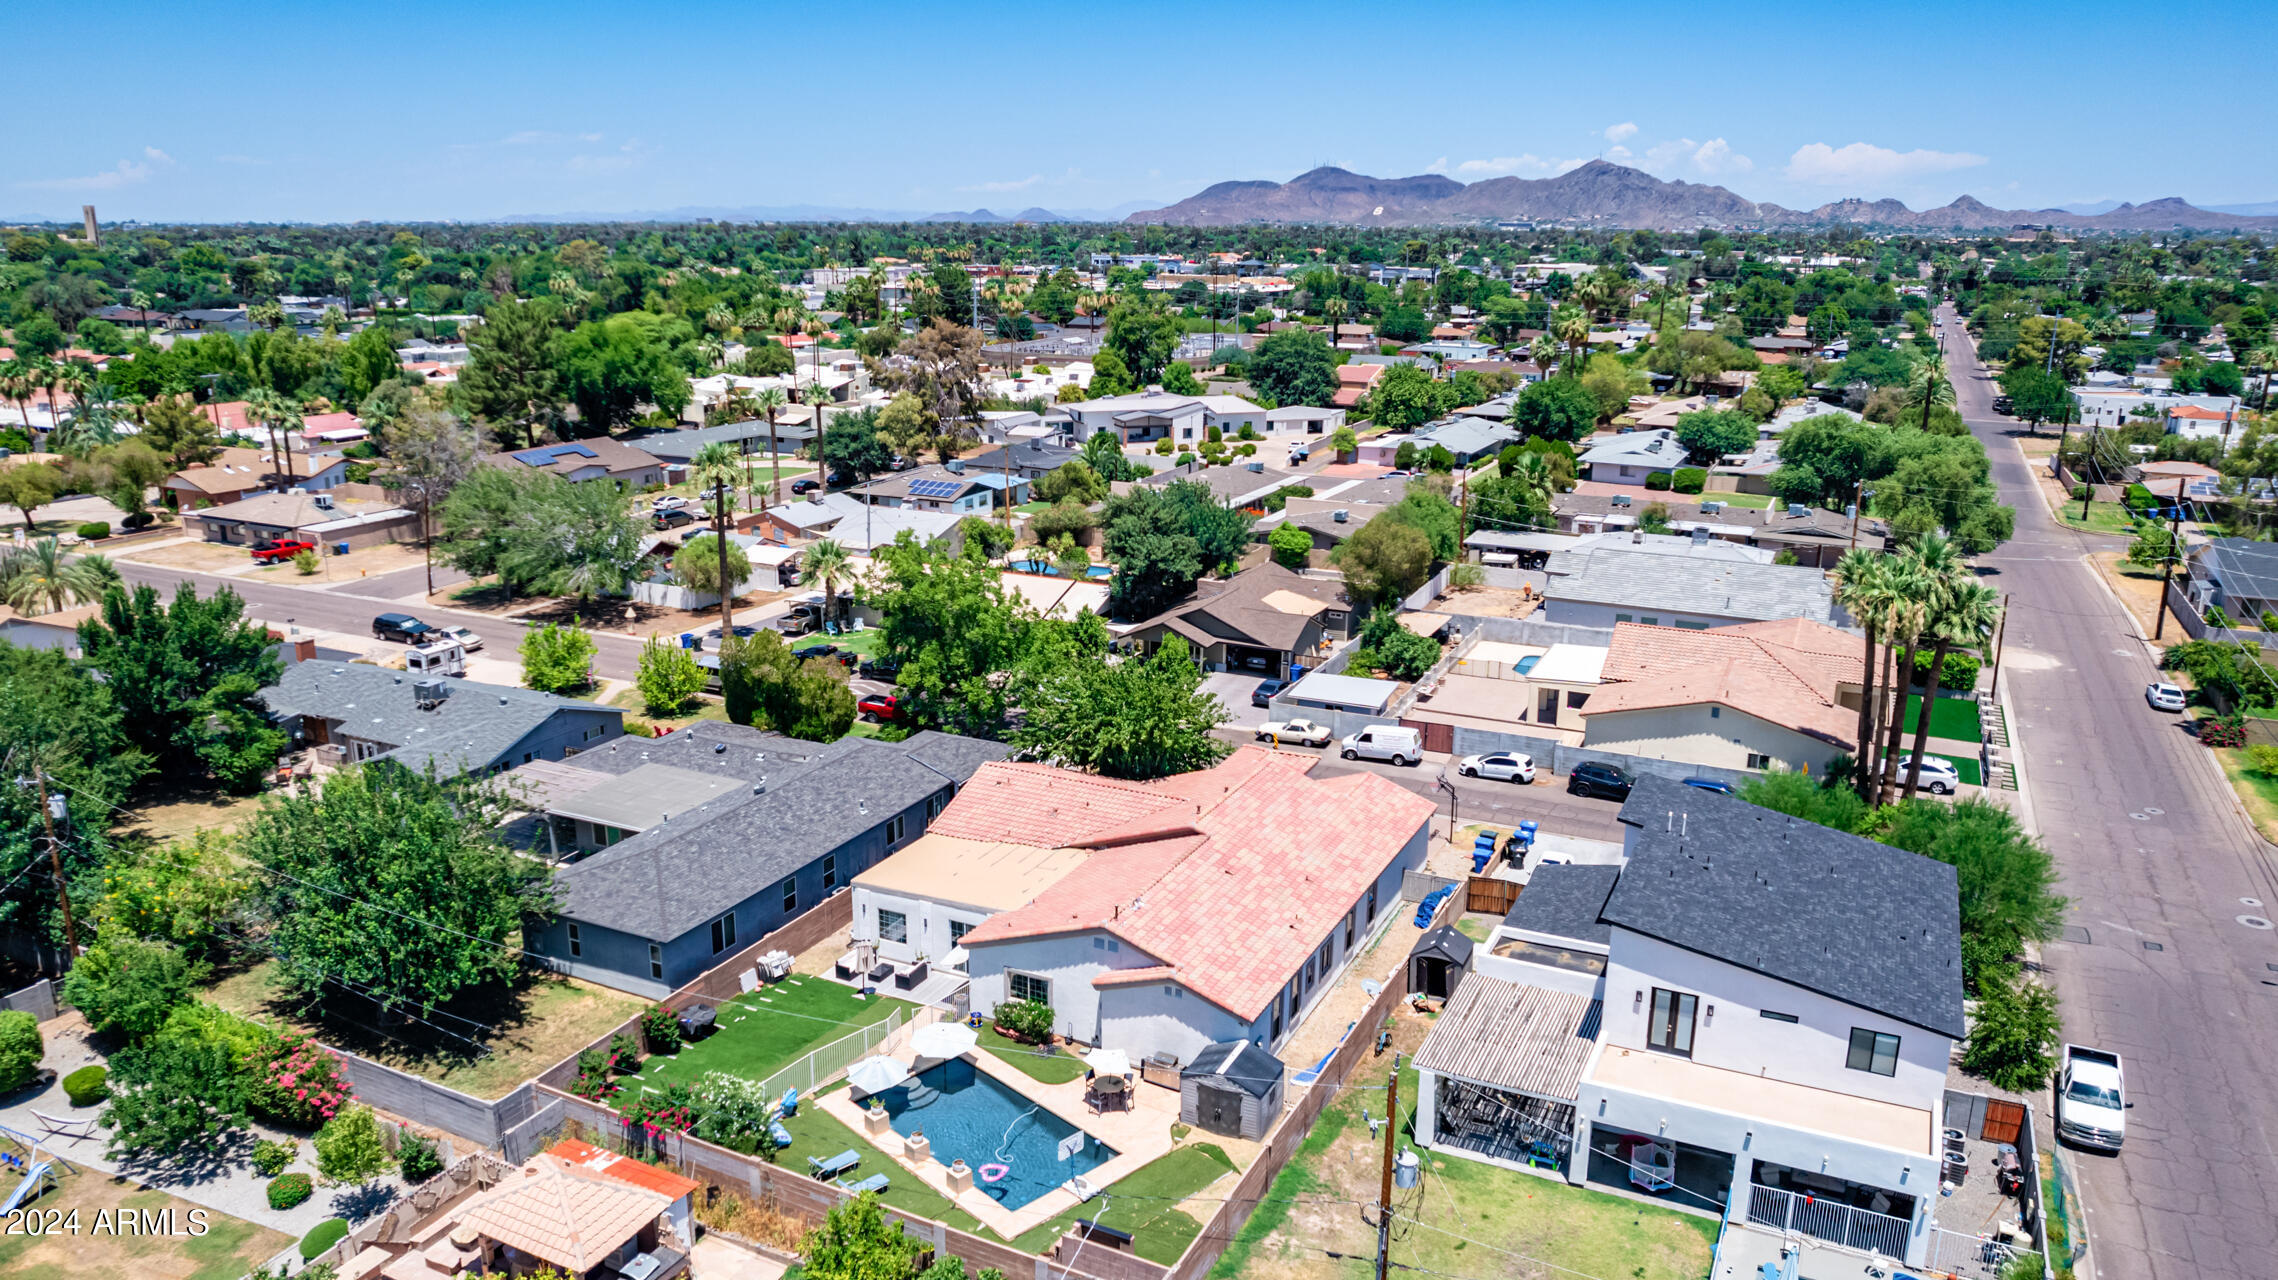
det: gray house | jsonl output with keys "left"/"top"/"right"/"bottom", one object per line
{"left": 259, "top": 664, "right": 624, "bottom": 776}
{"left": 1538, "top": 547, "right": 1844, "bottom": 630}
{"left": 521, "top": 722, "right": 1008, "bottom": 998}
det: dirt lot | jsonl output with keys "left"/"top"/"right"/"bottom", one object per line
{"left": 1438, "top": 585, "right": 1539, "bottom": 619}
{"left": 121, "top": 781, "right": 271, "bottom": 845}
{"left": 0, "top": 1174, "right": 291, "bottom": 1280}
{"left": 113, "top": 539, "right": 269, "bottom": 573}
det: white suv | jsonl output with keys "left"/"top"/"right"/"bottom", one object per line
{"left": 1894, "top": 754, "right": 1962, "bottom": 795}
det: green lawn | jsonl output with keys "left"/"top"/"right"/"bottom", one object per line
{"left": 1013, "top": 500, "right": 1053, "bottom": 515}
{"left": 1699, "top": 491, "right": 1774, "bottom": 509}
{"left": 1211, "top": 1059, "right": 1718, "bottom": 1280}
{"left": 2053, "top": 499, "right": 2136, "bottom": 536}
{"left": 1010, "top": 1144, "right": 1239, "bottom": 1264}
{"left": 1901, "top": 694, "right": 1984, "bottom": 743}
{"left": 978, "top": 1025, "right": 1088, "bottom": 1084}
{"left": 623, "top": 977, "right": 911, "bottom": 1093}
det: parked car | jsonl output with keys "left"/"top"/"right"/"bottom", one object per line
{"left": 1991, "top": 395, "right": 2014, "bottom": 414}
{"left": 1565, "top": 761, "right": 1634, "bottom": 800}
{"left": 2056, "top": 1044, "right": 2127, "bottom": 1151}
{"left": 371, "top": 613, "right": 434, "bottom": 643}
{"left": 251, "top": 537, "right": 318, "bottom": 565}
{"left": 1340, "top": 724, "right": 1422, "bottom": 766}
{"left": 404, "top": 638, "right": 466, "bottom": 678}
{"left": 1893, "top": 754, "right": 1961, "bottom": 795}
{"left": 652, "top": 508, "right": 696, "bottom": 530}
{"left": 2145, "top": 681, "right": 2187, "bottom": 711}
{"left": 1680, "top": 777, "right": 1735, "bottom": 795}
{"left": 653, "top": 494, "right": 691, "bottom": 511}
{"left": 1255, "top": 718, "right": 1333, "bottom": 748}
{"left": 1251, "top": 678, "right": 1287, "bottom": 708}
{"left": 1457, "top": 752, "right": 1535, "bottom": 783}
{"left": 791, "top": 478, "right": 822, "bottom": 494}
{"left": 793, "top": 643, "right": 838, "bottom": 661}
{"left": 857, "top": 692, "right": 900, "bottom": 722}
{"left": 440, "top": 625, "right": 484, "bottom": 653}
{"left": 858, "top": 656, "right": 903, "bottom": 682}
{"left": 770, "top": 613, "right": 816, "bottom": 638}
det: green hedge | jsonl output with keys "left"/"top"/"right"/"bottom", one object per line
{"left": 76, "top": 522, "right": 111, "bottom": 540}
{"left": 301, "top": 1218, "right": 349, "bottom": 1260}
{"left": 268, "top": 1173, "right": 313, "bottom": 1210}
{"left": 1644, "top": 472, "right": 1672, "bottom": 491}
{"left": 1671, "top": 467, "right": 1707, "bottom": 495}
{"left": 61, "top": 1065, "right": 108, "bottom": 1107}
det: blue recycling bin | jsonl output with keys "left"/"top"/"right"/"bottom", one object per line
{"left": 1517, "top": 819, "right": 1538, "bottom": 849}
{"left": 680, "top": 632, "right": 698, "bottom": 650}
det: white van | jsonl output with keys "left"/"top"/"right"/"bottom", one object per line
{"left": 1340, "top": 724, "right": 1423, "bottom": 766}
{"left": 405, "top": 638, "right": 467, "bottom": 678}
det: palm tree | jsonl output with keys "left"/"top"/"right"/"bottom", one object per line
{"left": 1907, "top": 355, "right": 1956, "bottom": 434}
{"left": 753, "top": 387, "right": 788, "bottom": 512}
{"left": 1902, "top": 579, "right": 2003, "bottom": 800}
{"left": 1554, "top": 306, "right": 1592, "bottom": 374}
{"left": 1528, "top": 334, "right": 1558, "bottom": 375}
{"left": 1324, "top": 297, "right": 1348, "bottom": 349}
{"left": 1829, "top": 548, "right": 1897, "bottom": 800}
{"left": 1503, "top": 451, "right": 1555, "bottom": 516}
{"left": 799, "top": 538, "right": 852, "bottom": 627}
{"left": 690, "top": 441, "right": 744, "bottom": 634}
{"left": 1874, "top": 581, "right": 1931, "bottom": 805}
{"left": 1878, "top": 536, "right": 1962, "bottom": 803}
{"left": 0, "top": 538, "right": 113, "bottom": 615}
{"left": 52, "top": 382, "right": 122, "bottom": 454}
{"left": 245, "top": 387, "right": 302, "bottom": 490}
{"left": 0, "top": 360, "right": 37, "bottom": 431}
{"left": 2248, "top": 342, "right": 2278, "bottom": 411}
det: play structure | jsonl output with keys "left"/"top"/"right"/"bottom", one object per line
{"left": 0, "top": 1123, "right": 74, "bottom": 1213}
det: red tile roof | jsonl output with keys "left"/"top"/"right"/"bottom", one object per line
{"left": 928, "top": 762, "right": 1190, "bottom": 847}
{"left": 2169, "top": 405, "right": 2230, "bottom": 420}
{"left": 961, "top": 748, "right": 1433, "bottom": 1020}
{"left": 547, "top": 1139, "right": 701, "bottom": 1201}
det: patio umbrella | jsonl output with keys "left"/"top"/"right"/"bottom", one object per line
{"left": 847, "top": 1054, "right": 912, "bottom": 1095}
{"left": 911, "top": 1021, "right": 979, "bottom": 1060}
{"left": 1083, "top": 1047, "right": 1131, "bottom": 1077}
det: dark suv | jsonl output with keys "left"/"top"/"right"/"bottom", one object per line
{"left": 1566, "top": 761, "right": 1635, "bottom": 801}
{"left": 372, "top": 613, "right": 434, "bottom": 643}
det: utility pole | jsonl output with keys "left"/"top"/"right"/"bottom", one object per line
{"left": 2080, "top": 424, "right": 2101, "bottom": 522}
{"left": 1374, "top": 1066, "right": 1400, "bottom": 1280}
{"left": 28, "top": 764, "right": 79, "bottom": 960}
{"left": 2153, "top": 501, "right": 2186, "bottom": 640}
{"left": 1989, "top": 592, "right": 2012, "bottom": 700}
{"left": 1847, "top": 480, "right": 1867, "bottom": 549}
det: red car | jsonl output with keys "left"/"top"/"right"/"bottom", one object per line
{"left": 251, "top": 538, "right": 317, "bottom": 564}
{"left": 857, "top": 693, "right": 900, "bottom": 722}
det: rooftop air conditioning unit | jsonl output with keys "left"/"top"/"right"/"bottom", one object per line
{"left": 313, "top": 492, "right": 335, "bottom": 510}
{"left": 1332, "top": 509, "right": 1349, "bottom": 523}
{"left": 946, "top": 459, "right": 965, "bottom": 474}
{"left": 1700, "top": 500, "right": 1723, "bottom": 513}
{"left": 1787, "top": 503, "right": 1809, "bottom": 518}
{"left": 413, "top": 680, "right": 450, "bottom": 709}
{"left": 1611, "top": 494, "right": 1632, "bottom": 507}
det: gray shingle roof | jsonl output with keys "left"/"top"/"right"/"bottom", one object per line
{"left": 1500, "top": 863, "right": 1620, "bottom": 945}
{"left": 2196, "top": 537, "right": 2278, "bottom": 604}
{"left": 1608, "top": 775, "right": 1964, "bottom": 1038}
{"left": 260, "top": 664, "right": 618, "bottom": 776}
{"left": 1543, "top": 548, "right": 1837, "bottom": 624}
{"left": 549, "top": 722, "right": 1008, "bottom": 941}
{"left": 1182, "top": 1039, "right": 1284, "bottom": 1097}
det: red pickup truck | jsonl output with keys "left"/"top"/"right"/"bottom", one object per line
{"left": 250, "top": 538, "right": 317, "bottom": 565}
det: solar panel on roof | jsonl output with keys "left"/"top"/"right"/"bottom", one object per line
{"left": 907, "top": 478, "right": 963, "bottom": 498}
{"left": 511, "top": 443, "right": 599, "bottom": 465}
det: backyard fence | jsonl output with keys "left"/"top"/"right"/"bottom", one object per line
{"left": 336, "top": 1058, "right": 543, "bottom": 1151}
{"left": 303, "top": 1153, "right": 517, "bottom": 1273}
{"left": 749, "top": 1009, "right": 909, "bottom": 1106}
{"left": 0, "top": 978, "right": 56, "bottom": 1020}
{"left": 497, "top": 1094, "right": 567, "bottom": 1164}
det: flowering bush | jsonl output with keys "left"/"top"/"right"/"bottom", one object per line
{"left": 268, "top": 1172, "right": 313, "bottom": 1210}
{"left": 571, "top": 1049, "right": 620, "bottom": 1102}
{"left": 621, "top": 1084, "right": 699, "bottom": 1139}
{"left": 2199, "top": 714, "right": 2248, "bottom": 749}
{"left": 609, "top": 1032, "right": 642, "bottom": 1074}
{"left": 640, "top": 1005, "right": 683, "bottom": 1055}
{"left": 250, "top": 1031, "right": 353, "bottom": 1129}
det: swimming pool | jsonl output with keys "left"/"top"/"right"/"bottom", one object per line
{"left": 1516, "top": 654, "right": 1541, "bottom": 676}
{"left": 1005, "top": 560, "right": 1114, "bottom": 580}
{"left": 874, "top": 1059, "right": 1119, "bottom": 1209}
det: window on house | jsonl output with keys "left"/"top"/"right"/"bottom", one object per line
{"left": 649, "top": 944, "right": 663, "bottom": 980}
{"left": 1640, "top": 616, "right": 1660, "bottom": 627}
{"left": 1009, "top": 971, "right": 1051, "bottom": 1006}
{"left": 885, "top": 815, "right": 907, "bottom": 846}
{"left": 879, "top": 910, "right": 908, "bottom": 944}
{"left": 823, "top": 853, "right": 838, "bottom": 891}
{"left": 781, "top": 877, "right": 798, "bottom": 913}
{"left": 1647, "top": 988, "right": 1698, "bottom": 1056}
{"left": 523, "top": 751, "right": 535, "bottom": 764}
{"left": 1748, "top": 753, "right": 1775, "bottom": 770}
{"left": 1271, "top": 986, "right": 1286, "bottom": 1039}
{"left": 1345, "top": 909, "right": 1356, "bottom": 949}
{"left": 710, "top": 913, "right": 736, "bottom": 955}
{"left": 1847, "top": 1028, "right": 1900, "bottom": 1076}
{"left": 949, "top": 920, "right": 971, "bottom": 944}
{"left": 567, "top": 923, "right": 582, "bottom": 958}
{"left": 1615, "top": 613, "right": 1634, "bottom": 624}
{"left": 1760, "top": 1009, "right": 1799, "bottom": 1024}
{"left": 1366, "top": 883, "right": 1378, "bottom": 924}
{"left": 926, "top": 793, "right": 946, "bottom": 821}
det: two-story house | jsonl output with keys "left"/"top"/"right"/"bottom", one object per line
{"left": 1414, "top": 776, "right": 1962, "bottom": 1267}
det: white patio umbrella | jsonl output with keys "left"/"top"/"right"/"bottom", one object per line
{"left": 1083, "top": 1047, "right": 1131, "bottom": 1077}
{"left": 847, "top": 1054, "right": 912, "bottom": 1095}
{"left": 911, "top": 1021, "right": 979, "bottom": 1060}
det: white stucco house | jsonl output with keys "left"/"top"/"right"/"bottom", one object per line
{"left": 1577, "top": 428, "right": 1684, "bottom": 484}
{"left": 1058, "top": 390, "right": 1267, "bottom": 446}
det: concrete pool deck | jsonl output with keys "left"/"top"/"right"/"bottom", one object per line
{"left": 816, "top": 1041, "right": 1179, "bottom": 1240}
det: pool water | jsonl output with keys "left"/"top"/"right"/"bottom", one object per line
{"left": 1004, "top": 561, "right": 1115, "bottom": 580}
{"left": 1515, "top": 654, "right": 1541, "bottom": 676}
{"left": 875, "top": 1060, "right": 1119, "bottom": 1208}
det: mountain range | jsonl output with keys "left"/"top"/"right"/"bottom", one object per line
{"left": 1126, "top": 161, "right": 2278, "bottom": 232}
{"left": 486, "top": 199, "right": 1159, "bottom": 225}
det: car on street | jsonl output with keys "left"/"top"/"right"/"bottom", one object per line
{"left": 794, "top": 643, "right": 855, "bottom": 667}
{"left": 1251, "top": 678, "right": 1286, "bottom": 707}
{"left": 1893, "top": 754, "right": 1961, "bottom": 795}
{"left": 1255, "top": 718, "right": 1334, "bottom": 748}
{"left": 771, "top": 613, "right": 816, "bottom": 638}
{"left": 1339, "top": 724, "right": 1422, "bottom": 766}
{"left": 653, "top": 495, "right": 691, "bottom": 511}
{"left": 371, "top": 613, "right": 435, "bottom": 643}
{"left": 1457, "top": 752, "right": 1535, "bottom": 783}
{"left": 1991, "top": 395, "right": 2013, "bottom": 414}
{"left": 2146, "top": 681, "right": 2187, "bottom": 711}
{"left": 251, "top": 537, "right": 317, "bottom": 565}
{"left": 1565, "top": 761, "right": 1634, "bottom": 800}
{"left": 857, "top": 692, "right": 900, "bottom": 722}
{"left": 791, "top": 478, "right": 822, "bottom": 494}
{"left": 1680, "top": 777, "right": 1736, "bottom": 795}
{"left": 2056, "top": 1044, "right": 2128, "bottom": 1151}
{"left": 440, "top": 625, "right": 484, "bottom": 652}
{"left": 652, "top": 508, "right": 696, "bottom": 530}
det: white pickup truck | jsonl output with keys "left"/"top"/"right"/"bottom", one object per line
{"left": 2055, "top": 1044, "right": 2127, "bottom": 1151}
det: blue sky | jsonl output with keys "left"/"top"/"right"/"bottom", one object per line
{"left": 11, "top": 0, "right": 2272, "bottom": 223}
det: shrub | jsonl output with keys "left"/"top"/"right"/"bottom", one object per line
{"left": 1236, "top": 423, "right": 1258, "bottom": 441}
{"left": 2069, "top": 484, "right": 2090, "bottom": 500}
{"left": 1643, "top": 472, "right": 1672, "bottom": 491}
{"left": 268, "top": 1172, "right": 314, "bottom": 1210}
{"left": 1268, "top": 522, "right": 1312, "bottom": 569}
{"left": 2199, "top": 714, "right": 2248, "bottom": 749}
{"left": 314, "top": 1104, "right": 391, "bottom": 1186}
{"left": 1961, "top": 970, "right": 2062, "bottom": 1093}
{"left": 292, "top": 548, "right": 321, "bottom": 574}
{"left": 2261, "top": 611, "right": 2278, "bottom": 633}
{"left": 640, "top": 1005, "right": 683, "bottom": 1055}
{"left": 398, "top": 1132, "right": 444, "bottom": 1184}
{"left": 622, "top": 1084, "right": 700, "bottom": 1139}
{"left": 2123, "top": 482, "right": 2157, "bottom": 512}
{"left": 61, "top": 936, "right": 202, "bottom": 1041}
{"left": 690, "top": 1073, "right": 784, "bottom": 1160}
{"left": 571, "top": 1048, "right": 620, "bottom": 1102}
{"left": 1447, "top": 563, "right": 1485, "bottom": 592}
{"left": 0, "top": 1011, "right": 39, "bottom": 1094}
{"left": 2205, "top": 605, "right": 2235, "bottom": 629}
{"left": 1174, "top": 451, "right": 1196, "bottom": 468}
{"left": 249, "top": 1031, "right": 353, "bottom": 1129}
{"left": 253, "top": 1138, "right": 298, "bottom": 1178}
{"left": 76, "top": 521, "right": 111, "bottom": 540}
{"left": 2246, "top": 744, "right": 2278, "bottom": 778}
{"left": 122, "top": 511, "right": 155, "bottom": 529}
{"left": 1153, "top": 438, "right": 1174, "bottom": 456}
{"left": 62, "top": 1064, "right": 108, "bottom": 1107}
{"left": 609, "top": 1031, "right": 642, "bottom": 1073}
{"left": 300, "top": 1218, "right": 350, "bottom": 1261}
{"left": 1671, "top": 467, "right": 1707, "bottom": 494}
{"left": 992, "top": 998, "right": 1055, "bottom": 1044}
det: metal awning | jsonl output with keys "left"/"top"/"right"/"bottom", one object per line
{"left": 1414, "top": 976, "right": 1602, "bottom": 1103}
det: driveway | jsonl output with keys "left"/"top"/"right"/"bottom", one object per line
{"left": 1203, "top": 671, "right": 1275, "bottom": 727}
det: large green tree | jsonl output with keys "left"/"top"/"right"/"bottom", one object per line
{"left": 867, "top": 533, "right": 1028, "bottom": 735}
{"left": 1509, "top": 377, "right": 1598, "bottom": 442}
{"left": 76, "top": 582, "right": 285, "bottom": 791}
{"left": 1101, "top": 486, "right": 1205, "bottom": 619}
{"left": 1332, "top": 513, "right": 1433, "bottom": 605}
{"left": 717, "top": 629, "right": 857, "bottom": 742}
{"left": 1011, "top": 635, "right": 1230, "bottom": 779}
{"left": 558, "top": 312, "right": 692, "bottom": 432}
{"left": 458, "top": 297, "right": 565, "bottom": 447}
{"left": 1246, "top": 330, "right": 1338, "bottom": 407}
{"left": 1367, "top": 364, "right": 1442, "bottom": 430}
{"left": 1102, "top": 295, "right": 1182, "bottom": 385}
{"left": 0, "top": 641, "right": 143, "bottom": 942}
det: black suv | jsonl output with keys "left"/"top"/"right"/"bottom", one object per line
{"left": 1566, "top": 761, "right": 1635, "bottom": 801}
{"left": 372, "top": 613, "right": 434, "bottom": 643}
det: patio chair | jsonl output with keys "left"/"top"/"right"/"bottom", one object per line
{"left": 28, "top": 1111, "right": 96, "bottom": 1147}
{"left": 838, "top": 1173, "right": 890, "bottom": 1195}
{"left": 893, "top": 961, "right": 929, "bottom": 991}
{"left": 808, "top": 1149, "right": 859, "bottom": 1180}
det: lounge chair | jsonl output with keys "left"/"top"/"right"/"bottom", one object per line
{"left": 780, "top": 1087, "right": 799, "bottom": 1117}
{"left": 738, "top": 969, "right": 759, "bottom": 994}
{"left": 809, "top": 1148, "right": 859, "bottom": 1180}
{"left": 769, "top": 1119, "right": 794, "bottom": 1149}
{"left": 838, "top": 1173, "right": 890, "bottom": 1195}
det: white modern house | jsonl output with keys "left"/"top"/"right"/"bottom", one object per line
{"left": 1413, "top": 776, "right": 1964, "bottom": 1268}
{"left": 1058, "top": 390, "right": 1267, "bottom": 446}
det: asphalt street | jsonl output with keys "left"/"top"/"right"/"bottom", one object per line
{"left": 1940, "top": 305, "right": 2278, "bottom": 1280}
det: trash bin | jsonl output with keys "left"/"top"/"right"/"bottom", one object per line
{"left": 334, "top": 542, "right": 350, "bottom": 555}
{"left": 680, "top": 632, "right": 698, "bottom": 649}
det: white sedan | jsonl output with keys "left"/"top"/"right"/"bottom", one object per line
{"left": 1255, "top": 718, "right": 1334, "bottom": 748}
{"left": 1457, "top": 752, "right": 1536, "bottom": 783}
{"left": 2146, "top": 681, "right": 2187, "bottom": 712}
{"left": 441, "top": 625, "right": 484, "bottom": 653}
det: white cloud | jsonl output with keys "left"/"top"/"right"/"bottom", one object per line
{"left": 964, "top": 174, "right": 1043, "bottom": 193}
{"left": 143, "top": 146, "right": 174, "bottom": 165}
{"left": 16, "top": 157, "right": 156, "bottom": 191}
{"left": 1605, "top": 145, "right": 1632, "bottom": 161}
{"left": 1603, "top": 121, "right": 1638, "bottom": 143}
{"left": 1452, "top": 154, "right": 1584, "bottom": 178}
{"left": 1691, "top": 138, "right": 1752, "bottom": 175}
{"left": 1785, "top": 141, "right": 1988, "bottom": 185}
{"left": 1425, "top": 156, "right": 1450, "bottom": 174}
{"left": 579, "top": 132, "right": 603, "bottom": 143}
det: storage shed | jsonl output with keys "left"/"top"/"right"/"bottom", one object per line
{"left": 1180, "top": 1040, "right": 1285, "bottom": 1140}
{"left": 1408, "top": 923, "right": 1475, "bottom": 1000}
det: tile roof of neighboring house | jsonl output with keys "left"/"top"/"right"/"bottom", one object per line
{"left": 1610, "top": 775, "right": 1964, "bottom": 1038}
{"left": 456, "top": 1154, "right": 669, "bottom": 1273}
{"left": 259, "top": 664, "right": 619, "bottom": 777}
{"left": 929, "top": 760, "right": 1191, "bottom": 846}
{"left": 1498, "top": 863, "right": 1621, "bottom": 945}
{"left": 184, "top": 489, "right": 412, "bottom": 532}
{"left": 1126, "top": 562, "right": 1348, "bottom": 654}
{"left": 1583, "top": 619, "right": 1863, "bottom": 747}
{"left": 1576, "top": 428, "right": 1682, "bottom": 469}
{"left": 1542, "top": 547, "right": 1838, "bottom": 624}
{"left": 1335, "top": 364, "right": 1384, "bottom": 386}
{"left": 961, "top": 747, "right": 1433, "bottom": 1020}
{"left": 547, "top": 721, "right": 1007, "bottom": 940}
{"left": 2169, "top": 404, "right": 2232, "bottom": 420}
{"left": 546, "top": 1139, "right": 701, "bottom": 1201}
{"left": 166, "top": 446, "right": 341, "bottom": 496}
{"left": 487, "top": 437, "right": 664, "bottom": 478}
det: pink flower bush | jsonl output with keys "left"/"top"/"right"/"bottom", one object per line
{"left": 251, "top": 1032, "right": 354, "bottom": 1129}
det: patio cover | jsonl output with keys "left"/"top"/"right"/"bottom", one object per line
{"left": 1414, "top": 975, "right": 1601, "bottom": 1103}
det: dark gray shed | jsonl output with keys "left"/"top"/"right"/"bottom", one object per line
{"left": 1408, "top": 923, "right": 1475, "bottom": 1000}
{"left": 1180, "top": 1040, "right": 1285, "bottom": 1140}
